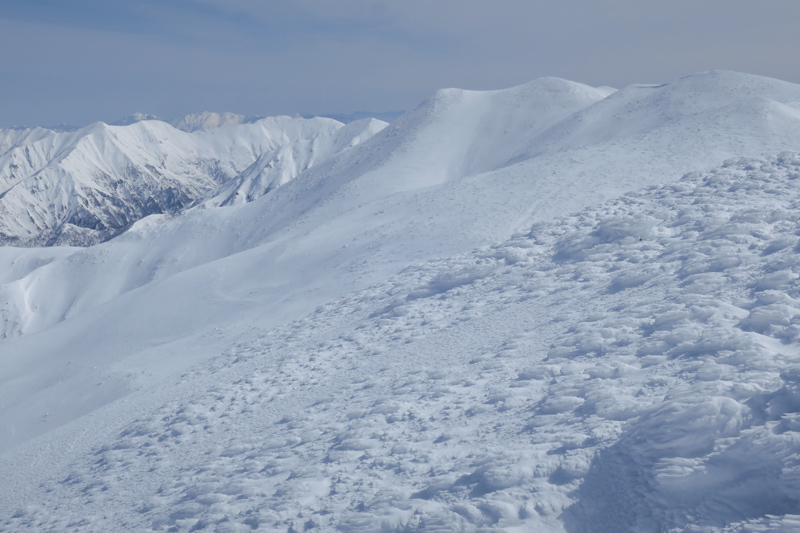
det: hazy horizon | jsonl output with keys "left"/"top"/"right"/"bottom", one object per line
{"left": 2, "top": 0, "right": 800, "bottom": 128}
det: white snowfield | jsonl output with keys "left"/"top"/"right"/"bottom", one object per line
{"left": 2, "top": 71, "right": 800, "bottom": 532}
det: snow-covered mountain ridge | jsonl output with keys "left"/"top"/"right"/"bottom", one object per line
{"left": 6, "top": 71, "right": 800, "bottom": 249}
{"left": 0, "top": 116, "right": 386, "bottom": 246}
{"left": 4, "top": 71, "right": 800, "bottom": 531}
{"left": 114, "top": 110, "right": 403, "bottom": 131}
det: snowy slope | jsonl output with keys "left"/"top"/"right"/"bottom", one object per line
{"left": 0, "top": 77, "right": 612, "bottom": 340}
{"left": 0, "top": 116, "right": 385, "bottom": 246}
{"left": 3, "top": 71, "right": 800, "bottom": 438}
{"left": 4, "top": 72, "right": 800, "bottom": 441}
{"left": 205, "top": 118, "right": 388, "bottom": 206}
{"left": 3, "top": 71, "right": 800, "bottom": 531}
{"left": 4, "top": 154, "right": 800, "bottom": 531}
{"left": 345, "top": 77, "right": 616, "bottom": 194}
{"left": 521, "top": 70, "right": 800, "bottom": 162}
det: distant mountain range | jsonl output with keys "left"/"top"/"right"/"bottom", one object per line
{"left": 0, "top": 116, "right": 387, "bottom": 246}
{"left": 18, "top": 110, "right": 402, "bottom": 134}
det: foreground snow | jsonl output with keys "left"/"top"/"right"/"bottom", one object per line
{"left": 4, "top": 72, "right": 800, "bottom": 532}
{"left": 3, "top": 154, "right": 800, "bottom": 531}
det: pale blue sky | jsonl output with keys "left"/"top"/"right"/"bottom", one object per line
{"left": 2, "top": 0, "right": 799, "bottom": 127}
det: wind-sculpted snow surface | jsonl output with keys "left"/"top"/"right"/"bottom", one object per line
{"left": 4, "top": 155, "right": 800, "bottom": 531}
{"left": 0, "top": 116, "right": 385, "bottom": 245}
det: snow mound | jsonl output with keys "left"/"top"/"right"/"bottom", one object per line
{"left": 352, "top": 76, "right": 614, "bottom": 193}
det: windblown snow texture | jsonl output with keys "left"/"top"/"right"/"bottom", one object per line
{"left": 4, "top": 154, "right": 800, "bottom": 532}
{"left": 3, "top": 72, "right": 800, "bottom": 532}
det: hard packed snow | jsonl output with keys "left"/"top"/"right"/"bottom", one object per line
{"left": 3, "top": 72, "right": 800, "bottom": 532}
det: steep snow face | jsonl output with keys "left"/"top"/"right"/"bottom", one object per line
{"left": 205, "top": 118, "right": 389, "bottom": 206}
{"left": 5, "top": 155, "right": 800, "bottom": 532}
{"left": 0, "top": 116, "right": 385, "bottom": 246}
{"left": 348, "top": 77, "right": 616, "bottom": 194}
